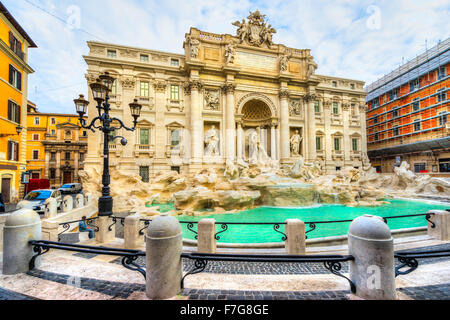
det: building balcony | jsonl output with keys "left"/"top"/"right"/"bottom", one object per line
{"left": 332, "top": 150, "right": 344, "bottom": 160}
{"left": 315, "top": 112, "right": 324, "bottom": 124}
{"left": 99, "top": 143, "right": 123, "bottom": 157}
{"left": 166, "top": 144, "right": 184, "bottom": 158}
{"left": 133, "top": 144, "right": 155, "bottom": 157}
{"left": 350, "top": 150, "right": 362, "bottom": 159}
{"left": 331, "top": 115, "right": 343, "bottom": 125}
{"left": 166, "top": 99, "right": 184, "bottom": 112}
{"left": 316, "top": 149, "right": 325, "bottom": 159}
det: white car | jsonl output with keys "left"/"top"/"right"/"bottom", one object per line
{"left": 58, "top": 183, "right": 82, "bottom": 195}
{"left": 20, "top": 189, "right": 62, "bottom": 214}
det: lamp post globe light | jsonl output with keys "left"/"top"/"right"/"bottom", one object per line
{"left": 74, "top": 72, "right": 142, "bottom": 216}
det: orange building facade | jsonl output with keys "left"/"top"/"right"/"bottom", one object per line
{"left": 0, "top": 2, "right": 36, "bottom": 203}
{"left": 365, "top": 38, "right": 449, "bottom": 174}
{"left": 26, "top": 102, "right": 88, "bottom": 188}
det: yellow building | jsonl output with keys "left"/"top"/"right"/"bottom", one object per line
{"left": 0, "top": 2, "right": 36, "bottom": 203}
{"left": 26, "top": 102, "right": 88, "bottom": 188}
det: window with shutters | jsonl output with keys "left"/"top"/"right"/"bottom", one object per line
{"left": 34, "top": 117, "right": 40, "bottom": 125}
{"left": 170, "top": 85, "right": 179, "bottom": 100}
{"left": 7, "top": 100, "right": 21, "bottom": 123}
{"left": 32, "top": 150, "right": 39, "bottom": 160}
{"left": 7, "top": 141, "right": 19, "bottom": 161}
{"left": 8, "top": 65, "right": 22, "bottom": 90}
{"left": 33, "top": 134, "right": 39, "bottom": 141}
{"left": 139, "top": 166, "right": 150, "bottom": 182}
{"left": 8, "top": 31, "right": 24, "bottom": 60}
{"left": 140, "top": 128, "right": 149, "bottom": 145}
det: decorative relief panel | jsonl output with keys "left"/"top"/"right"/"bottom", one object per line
{"left": 204, "top": 89, "right": 220, "bottom": 110}
{"left": 119, "top": 48, "right": 138, "bottom": 58}
{"left": 289, "top": 99, "right": 302, "bottom": 117}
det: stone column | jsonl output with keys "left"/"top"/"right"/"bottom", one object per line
{"left": 279, "top": 90, "right": 290, "bottom": 163}
{"left": 342, "top": 103, "right": 351, "bottom": 163}
{"left": 146, "top": 214, "right": 182, "bottom": 299}
{"left": 197, "top": 218, "right": 216, "bottom": 253}
{"left": 348, "top": 214, "right": 396, "bottom": 300}
{"left": 271, "top": 124, "right": 277, "bottom": 160}
{"left": 305, "top": 93, "right": 317, "bottom": 162}
{"left": 97, "top": 216, "right": 115, "bottom": 243}
{"left": 223, "top": 83, "right": 236, "bottom": 162}
{"left": 236, "top": 121, "right": 243, "bottom": 160}
{"left": 41, "top": 220, "right": 59, "bottom": 242}
{"left": 3, "top": 209, "right": 42, "bottom": 274}
{"left": 189, "top": 80, "right": 203, "bottom": 164}
{"left": 285, "top": 219, "right": 306, "bottom": 254}
{"left": 124, "top": 214, "right": 143, "bottom": 249}
{"left": 427, "top": 210, "right": 450, "bottom": 240}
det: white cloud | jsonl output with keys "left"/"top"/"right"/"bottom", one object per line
{"left": 2, "top": 0, "right": 449, "bottom": 113}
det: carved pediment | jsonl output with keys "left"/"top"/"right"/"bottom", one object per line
{"left": 232, "top": 10, "right": 276, "bottom": 48}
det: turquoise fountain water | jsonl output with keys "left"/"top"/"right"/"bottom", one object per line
{"left": 173, "top": 199, "right": 448, "bottom": 243}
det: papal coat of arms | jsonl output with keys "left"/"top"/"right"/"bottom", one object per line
{"left": 232, "top": 10, "right": 276, "bottom": 47}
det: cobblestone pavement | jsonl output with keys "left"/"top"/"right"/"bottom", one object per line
{"left": 398, "top": 283, "right": 450, "bottom": 300}
{"left": 0, "top": 287, "right": 38, "bottom": 300}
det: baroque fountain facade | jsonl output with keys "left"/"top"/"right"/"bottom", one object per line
{"left": 80, "top": 11, "right": 450, "bottom": 216}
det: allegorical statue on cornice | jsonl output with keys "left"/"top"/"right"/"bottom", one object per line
{"left": 232, "top": 10, "right": 276, "bottom": 48}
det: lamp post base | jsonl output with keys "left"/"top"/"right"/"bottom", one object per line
{"left": 98, "top": 195, "right": 113, "bottom": 216}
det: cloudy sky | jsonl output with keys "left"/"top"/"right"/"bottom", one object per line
{"left": 4, "top": 0, "right": 450, "bottom": 113}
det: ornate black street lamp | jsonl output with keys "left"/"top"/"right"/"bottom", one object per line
{"left": 74, "top": 72, "right": 142, "bottom": 216}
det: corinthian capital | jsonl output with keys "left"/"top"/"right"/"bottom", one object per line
{"left": 278, "top": 89, "right": 290, "bottom": 99}
{"left": 221, "top": 83, "right": 235, "bottom": 94}
{"left": 121, "top": 77, "right": 136, "bottom": 90}
{"left": 304, "top": 93, "right": 317, "bottom": 102}
{"left": 153, "top": 80, "right": 167, "bottom": 92}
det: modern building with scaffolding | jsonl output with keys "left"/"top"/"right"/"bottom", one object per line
{"left": 365, "top": 38, "right": 450, "bottom": 174}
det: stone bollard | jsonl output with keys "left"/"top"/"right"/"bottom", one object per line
{"left": 41, "top": 220, "right": 59, "bottom": 242}
{"left": 146, "top": 214, "right": 182, "bottom": 299}
{"left": 284, "top": 219, "right": 306, "bottom": 254}
{"left": 348, "top": 214, "right": 396, "bottom": 300}
{"left": 62, "top": 195, "right": 73, "bottom": 212}
{"left": 44, "top": 198, "right": 57, "bottom": 218}
{"left": 96, "top": 216, "right": 115, "bottom": 243}
{"left": 427, "top": 210, "right": 449, "bottom": 241}
{"left": 0, "top": 214, "right": 9, "bottom": 251}
{"left": 2, "top": 208, "right": 42, "bottom": 275}
{"left": 124, "top": 214, "right": 143, "bottom": 249}
{"left": 197, "top": 218, "right": 216, "bottom": 253}
{"left": 84, "top": 193, "right": 93, "bottom": 205}
{"left": 75, "top": 194, "right": 84, "bottom": 208}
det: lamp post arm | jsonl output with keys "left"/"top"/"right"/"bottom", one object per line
{"left": 79, "top": 116, "right": 102, "bottom": 133}
{"left": 110, "top": 117, "right": 136, "bottom": 132}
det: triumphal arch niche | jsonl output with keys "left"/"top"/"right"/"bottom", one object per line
{"left": 83, "top": 10, "right": 367, "bottom": 178}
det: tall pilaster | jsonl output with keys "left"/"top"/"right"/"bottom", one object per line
{"left": 236, "top": 120, "right": 243, "bottom": 160}
{"left": 74, "top": 152, "right": 79, "bottom": 181}
{"left": 44, "top": 151, "right": 50, "bottom": 179}
{"left": 154, "top": 80, "right": 168, "bottom": 160}
{"left": 56, "top": 151, "right": 61, "bottom": 185}
{"left": 120, "top": 75, "right": 137, "bottom": 160}
{"left": 222, "top": 83, "right": 236, "bottom": 162}
{"left": 360, "top": 103, "right": 368, "bottom": 155}
{"left": 323, "top": 99, "right": 333, "bottom": 165}
{"left": 305, "top": 93, "right": 317, "bottom": 162}
{"left": 279, "top": 89, "right": 290, "bottom": 163}
{"left": 188, "top": 80, "right": 203, "bottom": 164}
{"left": 342, "top": 102, "right": 351, "bottom": 162}
{"left": 271, "top": 123, "right": 277, "bottom": 160}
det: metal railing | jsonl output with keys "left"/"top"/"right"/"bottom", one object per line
{"left": 28, "top": 240, "right": 146, "bottom": 278}
{"left": 58, "top": 217, "right": 99, "bottom": 241}
{"left": 180, "top": 252, "right": 356, "bottom": 292}
{"left": 394, "top": 247, "right": 450, "bottom": 277}
{"left": 108, "top": 216, "right": 125, "bottom": 231}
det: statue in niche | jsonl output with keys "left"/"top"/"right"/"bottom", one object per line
{"left": 248, "top": 129, "right": 259, "bottom": 165}
{"left": 306, "top": 56, "right": 318, "bottom": 78}
{"left": 289, "top": 99, "right": 302, "bottom": 116}
{"left": 224, "top": 41, "right": 236, "bottom": 64}
{"left": 204, "top": 125, "right": 220, "bottom": 157}
{"left": 247, "top": 128, "right": 270, "bottom": 166}
{"left": 279, "top": 53, "right": 291, "bottom": 72}
{"left": 204, "top": 90, "right": 220, "bottom": 110}
{"left": 290, "top": 130, "right": 302, "bottom": 156}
